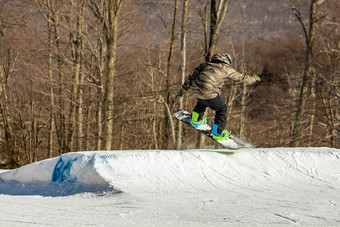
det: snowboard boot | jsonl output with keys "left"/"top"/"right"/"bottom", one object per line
{"left": 212, "top": 123, "right": 231, "bottom": 141}
{"left": 190, "top": 111, "right": 210, "bottom": 130}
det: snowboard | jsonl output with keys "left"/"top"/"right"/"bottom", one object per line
{"left": 175, "top": 110, "right": 253, "bottom": 150}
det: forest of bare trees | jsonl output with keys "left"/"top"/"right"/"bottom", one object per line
{"left": 0, "top": 0, "right": 339, "bottom": 168}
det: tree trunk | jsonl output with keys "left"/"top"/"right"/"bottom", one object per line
{"left": 308, "top": 74, "right": 316, "bottom": 146}
{"left": 239, "top": 85, "right": 248, "bottom": 137}
{"left": 77, "top": 68, "right": 84, "bottom": 151}
{"left": 96, "top": 38, "right": 105, "bottom": 150}
{"left": 175, "top": 0, "right": 188, "bottom": 150}
{"left": 288, "top": 0, "right": 324, "bottom": 146}
{"left": 102, "top": 0, "right": 123, "bottom": 150}
{"left": 205, "top": 0, "right": 230, "bottom": 61}
{"left": 53, "top": 0, "right": 66, "bottom": 155}
{"left": 67, "top": 0, "right": 85, "bottom": 153}
{"left": 46, "top": 0, "right": 54, "bottom": 158}
{"left": 164, "top": 0, "right": 178, "bottom": 149}
{"left": 147, "top": 53, "right": 159, "bottom": 149}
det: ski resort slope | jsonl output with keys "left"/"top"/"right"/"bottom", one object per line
{"left": 0, "top": 147, "right": 340, "bottom": 226}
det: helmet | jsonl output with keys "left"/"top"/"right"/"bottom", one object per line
{"left": 211, "top": 53, "right": 232, "bottom": 65}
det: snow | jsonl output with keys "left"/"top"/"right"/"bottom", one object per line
{"left": 1, "top": 147, "right": 340, "bottom": 226}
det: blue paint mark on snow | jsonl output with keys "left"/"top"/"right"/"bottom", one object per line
{"left": 52, "top": 157, "right": 78, "bottom": 182}
{"left": 94, "top": 153, "right": 117, "bottom": 173}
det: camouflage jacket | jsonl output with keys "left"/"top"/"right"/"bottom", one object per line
{"left": 180, "top": 61, "right": 258, "bottom": 100}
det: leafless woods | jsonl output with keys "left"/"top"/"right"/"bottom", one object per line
{"left": 0, "top": 0, "right": 339, "bottom": 168}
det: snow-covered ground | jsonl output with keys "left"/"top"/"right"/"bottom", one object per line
{"left": 0, "top": 147, "right": 340, "bottom": 226}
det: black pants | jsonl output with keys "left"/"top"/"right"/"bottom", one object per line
{"left": 193, "top": 94, "right": 227, "bottom": 134}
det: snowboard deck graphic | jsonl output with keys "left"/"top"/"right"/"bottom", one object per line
{"left": 175, "top": 110, "right": 253, "bottom": 150}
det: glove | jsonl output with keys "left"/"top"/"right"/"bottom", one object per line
{"left": 254, "top": 75, "right": 261, "bottom": 82}
{"left": 175, "top": 89, "right": 185, "bottom": 102}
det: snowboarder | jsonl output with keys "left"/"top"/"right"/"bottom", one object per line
{"left": 175, "top": 53, "right": 260, "bottom": 141}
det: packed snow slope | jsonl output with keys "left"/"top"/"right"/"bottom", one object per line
{"left": 1, "top": 148, "right": 340, "bottom": 226}
{"left": 0, "top": 148, "right": 339, "bottom": 195}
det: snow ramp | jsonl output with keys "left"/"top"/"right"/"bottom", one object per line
{"left": 0, "top": 148, "right": 340, "bottom": 196}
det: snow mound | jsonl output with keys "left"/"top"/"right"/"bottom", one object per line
{"left": 0, "top": 148, "right": 340, "bottom": 196}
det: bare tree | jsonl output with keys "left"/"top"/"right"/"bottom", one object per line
{"left": 162, "top": 0, "right": 179, "bottom": 149}
{"left": 101, "top": 0, "right": 124, "bottom": 150}
{"left": 287, "top": 0, "right": 326, "bottom": 146}
{"left": 0, "top": 29, "right": 20, "bottom": 168}
{"left": 52, "top": 0, "right": 67, "bottom": 155}
{"left": 205, "top": 0, "right": 230, "bottom": 61}
{"left": 66, "top": 0, "right": 85, "bottom": 152}
{"left": 87, "top": 0, "right": 107, "bottom": 151}
{"left": 175, "top": 0, "right": 189, "bottom": 150}
{"left": 316, "top": 2, "right": 340, "bottom": 147}
{"left": 46, "top": 0, "right": 55, "bottom": 158}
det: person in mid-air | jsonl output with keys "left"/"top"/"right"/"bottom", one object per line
{"left": 175, "top": 53, "right": 260, "bottom": 141}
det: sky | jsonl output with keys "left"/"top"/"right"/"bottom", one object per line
{"left": 0, "top": 147, "right": 340, "bottom": 226}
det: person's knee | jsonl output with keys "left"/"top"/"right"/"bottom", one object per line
{"left": 217, "top": 104, "right": 227, "bottom": 116}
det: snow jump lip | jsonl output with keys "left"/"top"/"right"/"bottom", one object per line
{"left": 0, "top": 148, "right": 340, "bottom": 196}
